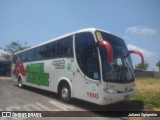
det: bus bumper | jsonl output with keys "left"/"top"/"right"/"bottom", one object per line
{"left": 100, "top": 89, "right": 135, "bottom": 105}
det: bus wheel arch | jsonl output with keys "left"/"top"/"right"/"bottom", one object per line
{"left": 58, "top": 80, "right": 72, "bottom": 103}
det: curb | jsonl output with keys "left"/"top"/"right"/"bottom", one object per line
{"left": 0, "top": 77, "right": 11, "bottom": 80}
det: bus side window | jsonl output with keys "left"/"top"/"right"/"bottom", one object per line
{"left": 22, "top": 51, "right": 28, "bottom": 62}
{"left": 35, "top": 46, "right": 45, "bottom": 60}
{"left": 75, "top": 32, "right": 100, "bottom": 80}
{"left": 28, "top": 49, "right": 35, "bottom": 61}
{"left": 48, "top": 42, "right": 57, "bottom": 58}
{"left": 57, "top": 36, "right": 73, "bottom": 58}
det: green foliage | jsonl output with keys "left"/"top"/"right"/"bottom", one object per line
{"left": 2, "top": 41, "right": 30, "bottom": 61}
{"left": 135, "top": 61, "right": 149, "bottom": 70}
{"left": 132, "top": 78, "right": 160, "bottom": 108}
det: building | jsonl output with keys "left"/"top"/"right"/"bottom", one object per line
{"left": 0, "top": 49, "right": 11, "bottom": 76}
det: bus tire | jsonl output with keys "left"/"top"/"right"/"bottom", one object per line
{"left": 18, "top": 77, "right": 23, "bottom": 88}
{"left": 59, "top": 83, "right": 71, "bottom": 103}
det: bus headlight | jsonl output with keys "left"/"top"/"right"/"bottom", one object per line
{"left": 103, "top": 88, "right": 117, "bottom": 94}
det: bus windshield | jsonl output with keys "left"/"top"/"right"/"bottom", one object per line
{"left": 96, "top": 31, "right": 134, "bottom": 83}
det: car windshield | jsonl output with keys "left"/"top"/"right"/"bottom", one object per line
{"left": 96, "top": 31, "right": 134, "bottom": 83}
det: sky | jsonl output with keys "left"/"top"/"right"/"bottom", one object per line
{"left": 0, "top": 0, "right": 160, "bottom": 70}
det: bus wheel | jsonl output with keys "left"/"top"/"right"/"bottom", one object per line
{"left": 18, "top": 77, "right": 23, "bottom": 88}
{"left": 60, "top": 83, "right": 71, "bottom": 103}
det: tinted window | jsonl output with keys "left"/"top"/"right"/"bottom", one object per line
{"left": 45, "top": 42, "right": 57, "bottom": 58}
{"left": 35, "top": 46, "right": 45, "bottom": 60}
{"left": 22, "top": 52, "right": 28, "bottom": 62}
{"left": 28, "top": 49, "right": 35, "bottom": 61}
{"left": 57, "top": 36, "right": 73, "bottom": 57}
{"left": 75, "top": 32, "right": 100, "bottom": 80}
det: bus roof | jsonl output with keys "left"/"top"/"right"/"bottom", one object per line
{"left": 14, "top": 28, "right": 113, "bottom": 54}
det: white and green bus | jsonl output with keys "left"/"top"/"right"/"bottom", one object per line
{"left": 11, "top": 28, "right": 144, "bottom": 105}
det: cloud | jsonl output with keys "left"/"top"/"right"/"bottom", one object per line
{"left": 126, "top": 26, "right": 158, "bottom": 35}
{"left": 0, "top": 49, "right": 9, "bottom": 60}
{"left": 0, "top": 49, "right": 4, "bottom": 55}
{"left": 127, "top": 44, "right": 155, "bottom": 57}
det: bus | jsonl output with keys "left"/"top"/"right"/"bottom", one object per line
{"left": 11, "top": 28, "right": 144, "bottom": 105}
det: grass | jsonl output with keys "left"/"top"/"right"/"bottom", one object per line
{"left": 132, "top": 77, "right": 160, "bottom": 109}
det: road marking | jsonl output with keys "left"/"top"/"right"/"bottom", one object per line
{"left": 36, "top": 103, "right": 60, "bottom": 111}
{"left": 1, "top": 100, "right": 75, "bottom": 111}
{"left": 48, "top": 101, "right": 75, "bottom": 111}
{"left": 6, "top": 106, "right": 21, "bottom": 111}
{"left": 22, "top": 104, "right": 42, "bottom": 111}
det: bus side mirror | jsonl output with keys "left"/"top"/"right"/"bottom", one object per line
{"left": 124, "top": 50, "right": 144, "bottom": 64}
{"left": 97, "top": 40, "right": 113, "bottom": 62}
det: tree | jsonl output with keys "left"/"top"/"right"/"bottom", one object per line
{"left": 2, "top": 41, "right": 30, "bottom": 61}
{"left": 135, "top": 61, "right": 149, "bottom": 70}
{"left": 156, "top": 60, "right": 160, "bottom": 72}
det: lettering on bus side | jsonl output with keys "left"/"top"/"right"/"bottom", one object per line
{"left": 26, "top": 63, "right": 49, "bottom": 86}
{"left": 52, "top": 59, "right": 65, "bottom": 69}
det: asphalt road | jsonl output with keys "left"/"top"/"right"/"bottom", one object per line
{"left": 0, "top": 77, "right": 149, "bottom": 120}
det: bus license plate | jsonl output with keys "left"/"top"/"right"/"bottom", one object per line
{"left": 124, "top": 95, "right": 129, "bottom": 100}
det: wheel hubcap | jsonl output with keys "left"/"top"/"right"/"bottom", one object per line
{"left": 62, "top": 88, "right": 69, "bottom": 99}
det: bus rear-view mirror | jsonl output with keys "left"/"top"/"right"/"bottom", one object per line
{"left": 124, "top": 50, "right": 144, "bottom": 64}
{"left": 97, "top": 40, "right": 113, "bottom": 62}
